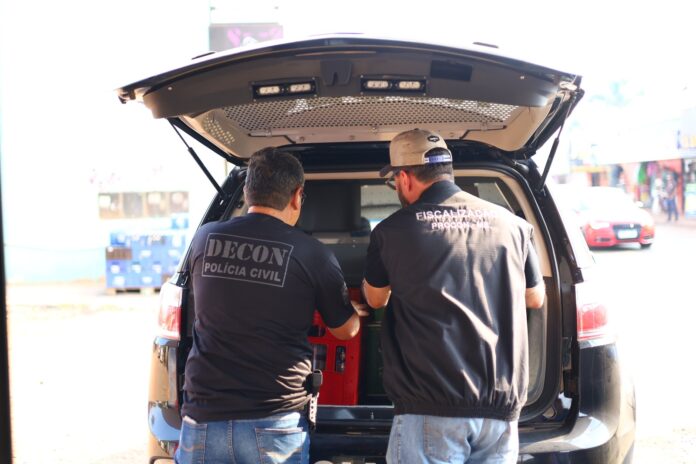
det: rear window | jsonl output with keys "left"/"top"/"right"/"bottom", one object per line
{"left": 299, "top": 176, "right": 525, "bottom": 236}
{"left": 547, "top": 184, "right": 595, "bottom": 269}
{"left": 296, "top": 176, "right": 527, "bottom": 286}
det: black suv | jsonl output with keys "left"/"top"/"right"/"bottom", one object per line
{"left": 117, "top": 35, "right": 635, "bottom": 464}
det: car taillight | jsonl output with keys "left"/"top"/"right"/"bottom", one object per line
{"left": 575, "top": 280, "right": 614, "bottom": 345}
{"left": 158, "top": 282, "right": 182, "bottom": 341}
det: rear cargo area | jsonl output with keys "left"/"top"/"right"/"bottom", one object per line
{"left": 180, "top": 171, "right": 555, "bottom": 420}
{"left": 309, "top": 297, "right": 389, "bottom": 407}
{"left": 297, "top": 180, "right": 392, "bottom": 406}
{"left": 297, "top": 174, "right": 552, "bottom": 411}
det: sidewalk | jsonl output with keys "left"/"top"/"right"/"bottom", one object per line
{"left": 5, "top": 279, "right": 159, "bottom": 312}
{"left": 652, "top": 211, "right": 696, "bottom": 229}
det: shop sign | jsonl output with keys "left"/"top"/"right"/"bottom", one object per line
{"left": 685, "top": 183, "right": 696, "bottom": 218}
{"left": 677, "top": 131, "right": 696, "bottom": 150}
{"left": 209, "top": 23, "right": 283, "bottom": 52}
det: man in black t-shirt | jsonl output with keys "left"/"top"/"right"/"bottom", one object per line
{"left": 362, "top": 129, "right": 545, "bottom": 463}
{"left": 176, "top": 148, "right": 366, "bottom": 464}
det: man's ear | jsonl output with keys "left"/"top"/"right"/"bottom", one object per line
{"left": 400, "top": 170, "right": 413, "bottom": 193}
{"left": 290, "top": 187, "right": 302, "bottom": 210}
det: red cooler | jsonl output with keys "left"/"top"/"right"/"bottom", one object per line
{"left": 307, "top": 288, "right": 362, "bottom": 405}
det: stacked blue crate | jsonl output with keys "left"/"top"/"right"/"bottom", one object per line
{"left": 135, "top": 233, "right": 158, "bottom": 288}
{"left": 167, "top": 214, "right": 189, "bottom": 281}
{"left": 105, "top": 243, "right": 133, "bottom": 289}
{"left": 106, "top": 257, "right": 129, "bottom": 289}
{"left": 105, "top": 226, "right": 190, "bottom": 291}
{"left": 166, "top": 231, "right": 187, "bottom": 280}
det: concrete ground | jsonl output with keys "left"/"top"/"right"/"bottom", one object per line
{"left": 6, "top": 281, "right": 158, "bottom": 464}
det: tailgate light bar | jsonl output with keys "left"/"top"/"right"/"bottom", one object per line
{"left": 252, "top": 80, "right": 317, "bottom": 99}
{"left": 157, "top": 282, "right": 183, "bottom": 341}
{"left": 361, "top": 77, "right": 426, "bottom": 93}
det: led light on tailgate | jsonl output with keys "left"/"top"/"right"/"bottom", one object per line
{"left": 252, "top": 80, "right": 316, "bottom": 98}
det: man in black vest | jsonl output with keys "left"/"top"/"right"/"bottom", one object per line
{"left": 362, "top": 129, "right": 545, "bottom": 463}
{"left": 177, "top": 147, "right": 366, "bottom": 464}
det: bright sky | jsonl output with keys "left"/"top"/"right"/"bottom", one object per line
{"left": 213, "top": 0, "right": 696, "bottom": 95}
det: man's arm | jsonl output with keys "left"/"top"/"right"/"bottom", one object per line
{"left": 362, "top": 279, "right": 391, "bottom": 309}
{"left": 363, "top": 229, "right": 391, "bottom": 309}
{"left": 526, "top": 283, "right": 545, "bottom": 309}
{"left": 327, "top": 301, "right": 369, "bottom": 340}
{"left": 314, "top": 248, "right": 368, "bottom": 340}
{"left": 525, "top": 241, "right": 545, "bottom": 309}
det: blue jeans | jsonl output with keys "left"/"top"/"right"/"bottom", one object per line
{"left": 666, "top": 198, "right": 679, "bottom": 221}
{"left": 174, "top": 412, "right": 309, "bottom": 464}
{"left": 387, "top": 414, "right": 518, "bottom": 464}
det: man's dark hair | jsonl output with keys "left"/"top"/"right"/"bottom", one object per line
{"left": 245, "top": 147, "right": 304, "bottom": 210}
{"left": 409, "top": 148, "right": 454, "bottom": 183}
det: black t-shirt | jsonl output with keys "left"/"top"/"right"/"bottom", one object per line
{"left": 182, "top": 213, "right": 355, "bottom": 422}
{"left": 364, "top": 181, "right": 542, "bottom": 421}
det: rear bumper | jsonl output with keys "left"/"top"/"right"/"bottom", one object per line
{"left": 309, "top": 344, "right": 635, "bottom": 464}
{"left": 518, "top": 343, "right": 635, "bottom": 463}
{"left": 587, "top": 237, "right": 653, "bottom": 248}
{"left": 584, "top": 226, "right": 653, "bottom": 248}
{"left": 147, "top": 343, "right": 635, "bottom": 464}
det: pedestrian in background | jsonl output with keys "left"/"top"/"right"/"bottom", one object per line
{"left": 362, "top": 129, "right": 546, "bottom": 463}
{"left": 651, "top": 178, "right": 663, "bottom": 215}
{"left": 665, "top": 176, "right": 679, "bottom": 222}
{"left": 176, "top": 147, "right": 366, "bottom": 464}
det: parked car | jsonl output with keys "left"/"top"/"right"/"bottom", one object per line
{"left": 117, "top": 35, "right": 635, "bottom": 464}
{"left": 552, "top": 185, "right": 655, "bottom": 249}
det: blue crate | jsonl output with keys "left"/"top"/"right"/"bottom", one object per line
{"left": 106, "top": 259, "right": 131, "bottom": 289}
{"left": 151, "top": 261, "right": 164, "bottom": 275}
{"left": 108, "top": 274, "right": 128, "bottom": 289}
{"left": 130, "top": 234, "right": 150, "bottom": 252}
{"left": 171, "top": 232, "right": 187, "bottom": 250}
{"left": 110, "top": 232, "right": 129, "bottom": 247}
{"left": 106, "top": 259, "right": 128, "bottom": 275}
{"left": 166, "top": 258, "right": 181, "bottom": 275}
{"left": 146, "top": 233, "right": 168, "bottom": 248}
{"left": 138, "top": 273, "right": 158, "bottom": 288}
{"left": 107, "top": 226, "right": 192, "bottom": 290}
{"left": 171, "top": 215, "right": 189, "bottom": 230}
{"left": 129, "top": 261, "right": 144, "bottom": 274}
{"left": 124, "top": 272, "right": 142, "bottom": 289}
{"left": 136, "top": 248, "right": 155, "bottom": 261}
{"left": 167, "top": 248, "right": 183, "bottom": 260}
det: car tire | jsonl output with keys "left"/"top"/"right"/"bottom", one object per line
{"left": 640, "top": 243, "right": 652, "bottom": 249}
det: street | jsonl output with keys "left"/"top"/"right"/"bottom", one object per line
{"left": 7, "top": 286, "right": 156, "bottom": 463}
{"left": 592, "top": 219, "right": 696, "bottom": 462}
{"left": 5, "top": 219, "right": 696, "bottom": 463}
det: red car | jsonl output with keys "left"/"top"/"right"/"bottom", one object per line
{"left": 553, "top": 185, "right": 655, "bottom": 249}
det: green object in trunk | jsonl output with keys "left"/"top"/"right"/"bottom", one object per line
{"left": 363, "top": 310, "right": 386, "bottom": 399}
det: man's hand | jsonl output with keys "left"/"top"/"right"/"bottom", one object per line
{"left": 352, "top": 301, "right": 370, "bottom": 317}
{"left": 327, "top": 301, "right": 369, "bottom": 340}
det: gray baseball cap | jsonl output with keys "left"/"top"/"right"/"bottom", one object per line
{"left": 379, "top": 129, "right": 453, "bottom": 177}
